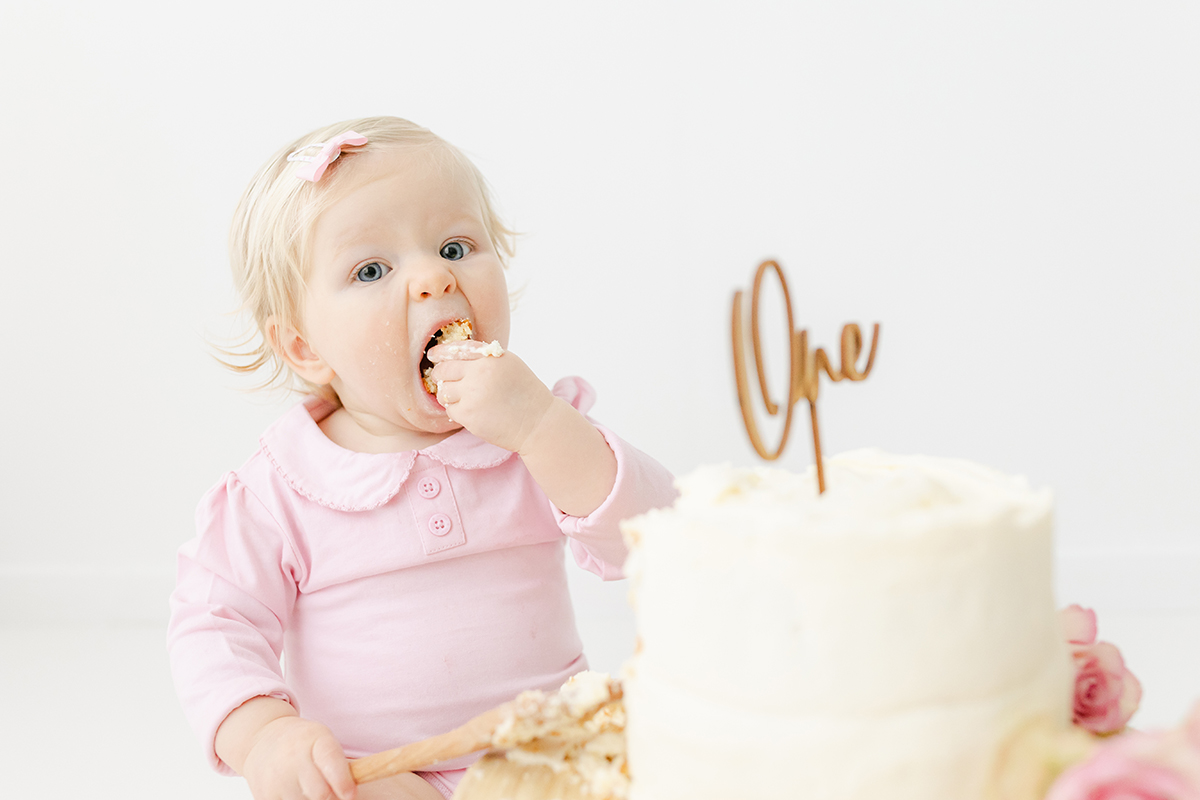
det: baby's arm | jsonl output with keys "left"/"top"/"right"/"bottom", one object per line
{"left": 170, "top": 475, "right": 362, "bottom": 800}
{"left": 428, "top": 343, "right": 617, "bottom": 516}
{"left": 216, "top": 696, "right": 356, "bottom": 800}
{"left": 516, "top": 389, "right": 619, "bottom": 517}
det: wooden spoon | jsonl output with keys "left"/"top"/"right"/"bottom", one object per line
{"left": 349, "top": 703, "right": 512, "bottom": 784}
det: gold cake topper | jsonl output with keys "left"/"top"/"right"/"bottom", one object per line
{"left": 732, "top": 260, "right": 880, "bottom": 493}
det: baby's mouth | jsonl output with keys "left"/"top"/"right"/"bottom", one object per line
{"left": 420, "top": 318, "right": 473, "bottom": 394}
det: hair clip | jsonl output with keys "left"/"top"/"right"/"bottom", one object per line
{"left": 286, "top": 131, "right": 368, "bottom": 182}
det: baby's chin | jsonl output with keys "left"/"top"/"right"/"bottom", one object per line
{"left": 417, "top": 411, "right": 462, "bottom": 435}
{"left": 331, "top": 377, "right": 458, "bottom": 438}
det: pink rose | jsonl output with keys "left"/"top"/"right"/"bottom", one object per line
{"left": 1060, "top": 605, "right": 1143, "bottom": 734}
{"left": 1046, "top": 748, "right": 1198, "bottom": 800}
{"left": 1061, "top": 604, "right": 1099, "bottom": 646}
{"left": 1046, "top": 722, "right": 1200, "bottom": 800}
{"left": 1072, "top": 642, "right": 1144, "bottom": 734}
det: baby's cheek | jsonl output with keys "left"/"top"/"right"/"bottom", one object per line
{"left": 353, "top": 346, "right": 397, "bottom": 382}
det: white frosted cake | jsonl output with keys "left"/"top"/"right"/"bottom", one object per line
{"left": 620, "top": 450, "right": 1072, "bottom": 800}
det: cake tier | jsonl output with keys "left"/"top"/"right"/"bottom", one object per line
{"left": 621, "top": 450, "right": 1072, "bottom": 800}
{"left": 625, "top": 649, "right": 1069, "bottom": 800}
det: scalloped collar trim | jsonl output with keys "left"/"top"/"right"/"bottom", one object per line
{"left": 259, "top": 397, "right": 515, "bottom": 512}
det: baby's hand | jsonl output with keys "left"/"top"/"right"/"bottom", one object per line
{"left": 427, "top": 341, "right": 554, "bottom": 454}
{"left": 241, "top": 715, "right": 356, "bottom": 800}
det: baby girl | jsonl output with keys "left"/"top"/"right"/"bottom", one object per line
{"left": 167, "top": 116, "right": 676, "bottom": 800}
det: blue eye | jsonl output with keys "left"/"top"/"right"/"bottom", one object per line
{"left": 440, "top": 242, "right": 470, "bottom": 261}
{"left": 355, "top": 262, "right": 390, "bottom": 282}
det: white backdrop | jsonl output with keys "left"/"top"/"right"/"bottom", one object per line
{"left": 1, "top": 1, "right": 1198, "bottom": 670}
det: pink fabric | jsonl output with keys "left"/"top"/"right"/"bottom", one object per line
{"left": 167, "top": 377, "right": 676, "bottom": 776}
{"left": 417, "top": 768, "right": 467, "bottom": 799}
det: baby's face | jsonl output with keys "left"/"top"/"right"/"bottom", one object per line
{"left": 301, "top": 145, "right": 510, "bottom": 438}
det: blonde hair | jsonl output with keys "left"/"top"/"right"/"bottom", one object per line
{"left": 218, "top": 116, "right": 516, "bottom": 396}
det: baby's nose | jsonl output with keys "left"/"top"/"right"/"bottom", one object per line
{"left": 409, "top": 257, "right": 457, "bottom": 300}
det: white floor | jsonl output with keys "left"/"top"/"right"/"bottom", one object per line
{"left": 3, "top": 613, "right": 1199, "bottom": 800}
{"left": 1, "top": 623, "right": 251, "bottom": 800}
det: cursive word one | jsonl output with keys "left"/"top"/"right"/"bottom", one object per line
{"left": 731, "top": 259, "right": 880, "bottom": 492}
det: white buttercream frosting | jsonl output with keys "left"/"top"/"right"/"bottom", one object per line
{"left": 620, "top": 449, "right": 1072, "bottom": 800}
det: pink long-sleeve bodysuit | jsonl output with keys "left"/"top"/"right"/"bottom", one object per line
{"left": 167, "top": 377, "right": 676, "bottom": 787}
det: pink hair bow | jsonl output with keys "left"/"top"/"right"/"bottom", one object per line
{"left": 286, "top": 131, "right": 368, "bottom": 182}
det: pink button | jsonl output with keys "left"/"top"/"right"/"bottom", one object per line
{"left": 428, "top": 513, "right": 452, "bottom": 536}
{"left": 417, "top": 477, "right": 441, "bottom": 499}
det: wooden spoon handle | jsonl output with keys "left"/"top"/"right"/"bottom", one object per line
{"left": 350, "top": 705, "right": 511, "bottom": 784}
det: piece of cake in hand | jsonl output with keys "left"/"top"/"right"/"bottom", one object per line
{"left": 421, "top": 318, "right": 474, "bottom": 394}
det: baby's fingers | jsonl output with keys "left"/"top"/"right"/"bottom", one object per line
{"left": 435, "top": 376, "right": 462, "bottom": 415}
{"left": 297, "top": 762, "right": 339, "bottom": 800}
{"left": 312, "top": 736, "right": 356, "bottom": 800}
{"left": 427, "top": 339, "right": 504, "bottom": 363}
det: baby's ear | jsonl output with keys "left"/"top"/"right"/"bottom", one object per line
{"left": 266, "top": 317, "right": 335, "bottom": 386}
